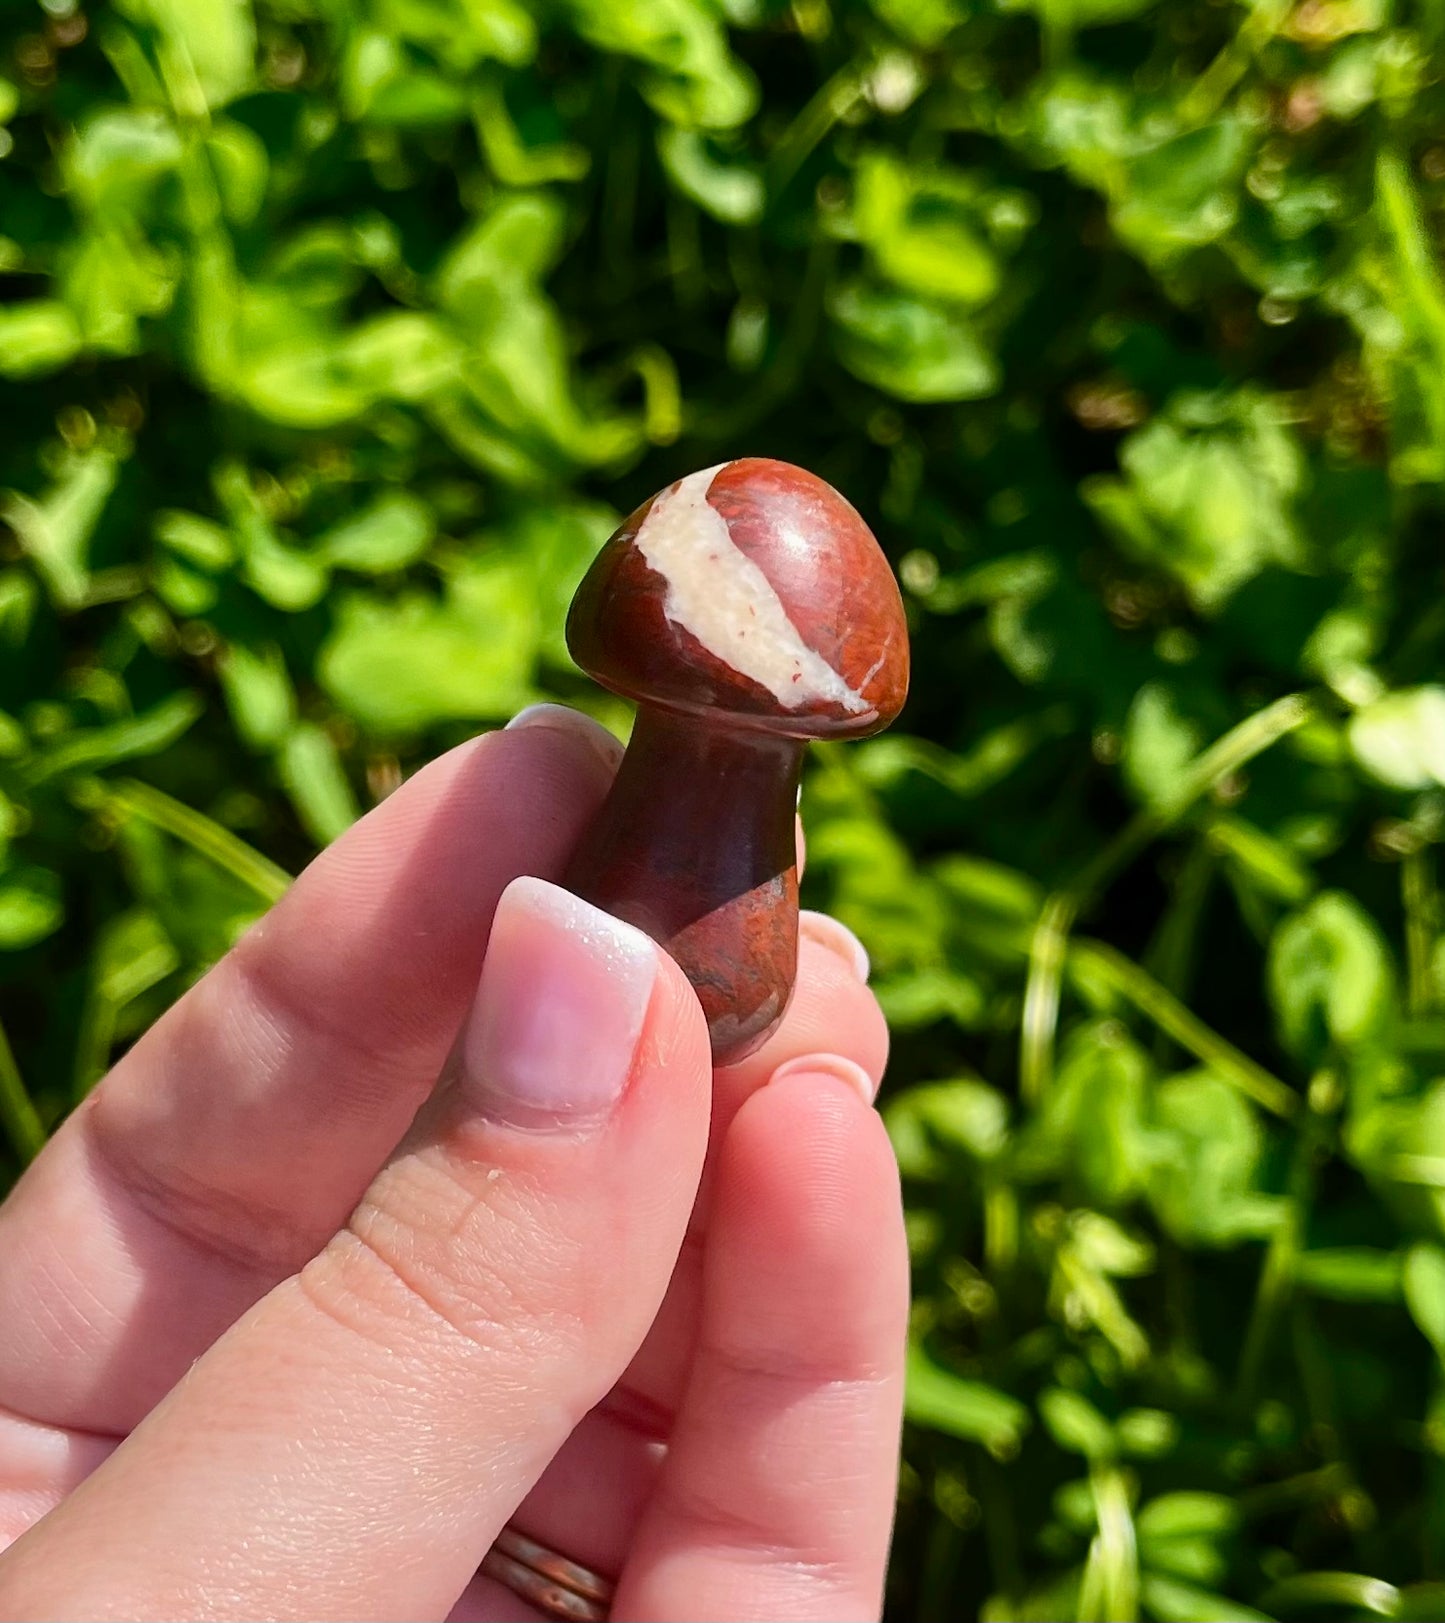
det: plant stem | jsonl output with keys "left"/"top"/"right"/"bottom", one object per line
{"left": 1078, "top": 694, "right": 1316, "bottom": 908}
{"left": 1080, "top": 1463, "right": 1138, "bottom": 1623}
{"left": 764, "top": 62, "right": 864, "bottom": 205}
{"left": 0, "top": 1013, "right": 45, "bottom": 1163}
{"left": 1236, "top": 1070, "right": 1337, "bottom": 1403}
{"left": 1019, "top": 694, "right": 1315, "bottom": 1102}
{"left": 1404, "top": 849, "right": 1439, "bottom": 1016}
{"left": 1019, "top": 891, "right": 1075, "bottom": 1106}
{"left": 1073, "top": 939, "right": 1298, "bottom": 1118}
{"left": 1178, "top": 0, "right": 1292, "bottom": 126}
{"left": 107, "top": 778, "right": 291, "bottom": 904}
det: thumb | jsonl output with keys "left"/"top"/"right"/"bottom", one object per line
{"left": 0, "top": 878, "right": 711, "bottom": 1622}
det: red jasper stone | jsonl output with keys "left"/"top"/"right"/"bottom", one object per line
{"left": 564, "top": 458, "right": 909, "bottom": 1063}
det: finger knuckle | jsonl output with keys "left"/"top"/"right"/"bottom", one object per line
{"left": 297, "top": 1149, "right": 592, "bottom": 1380}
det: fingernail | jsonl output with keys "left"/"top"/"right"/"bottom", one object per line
{"left": 461, "top": 876, "right": 657, "bottom": 1129}
{"left": 505, "top": 704, "right": 624, "bottom": 772}
{"left": 799, "top": 910, "right": 870, "bottom": 983}
{"left": 770, "top": 1053, "right": 877, "bottom": 1107}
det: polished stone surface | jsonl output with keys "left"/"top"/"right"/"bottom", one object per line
{"left": 564, "top": 459, "right": 909, "bottom": 1062}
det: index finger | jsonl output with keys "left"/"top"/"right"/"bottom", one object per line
{"left": 0, "top": 710, "right": 620, "bottom": 1435}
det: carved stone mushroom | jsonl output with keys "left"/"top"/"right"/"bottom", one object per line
{"left": 564, "top": 457, "right": 910, "bottom": 1063}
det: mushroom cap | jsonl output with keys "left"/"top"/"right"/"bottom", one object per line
{"left": 566, "top": 458, "right": 909, "bottom": 740}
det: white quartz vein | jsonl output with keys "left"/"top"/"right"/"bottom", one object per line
{"left": 632, "top": 465, "right": 869, "bottom": 714}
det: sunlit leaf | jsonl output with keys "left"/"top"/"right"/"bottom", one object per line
{"left": 3, "top": 447, "right": 118, "bottom": 607}
{"left": 278, "top": 723, "right": 361, "bottom": 845}
{"left": 657, "top": 127, "right": 764, "bottom": 224}
{"left": 218, "top": 642, "right": 297, "bottom": 752}
{"left": 319, "top": 555, "right": 539, "bottom": 734}
{"left": 1348, "top": 686, "right": 1445, "bottom": 789}
{"left": 315, "top": 493, "right": 435, "bottom": 575}
{"left": 1039, "top": 1388, "right": 1115, "bottom": 1459}
{"left": 906, "top": 1344, "right": 1031, "bottom": 1455}
{"left": 560, "top": 0, "right": 758, "bottom": 129}
{"left": 1269, "top": 891, "right": 1395, "bottom": 1058}
{"left": 0, "top": 303, "right": 83, "bottom": 379}
{"left": 114, "top": 0, "right": 257, "bottom": 111}
{"left": 830, "top": 281, "right": 998, "bottom": 402}
{"left": 0, "top": 865, "right": 63, "bottom": 950}
{"left": 1084, "top": 390, "right": 1305, "bottom": 610}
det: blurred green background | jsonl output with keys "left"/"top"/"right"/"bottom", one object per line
{"left": 3, "top": 0, "right": 1445, "bottom": 1617}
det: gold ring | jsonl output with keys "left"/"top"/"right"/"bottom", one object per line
{"left": 479, "top": 1523, "right": 614, "bottom": 1622}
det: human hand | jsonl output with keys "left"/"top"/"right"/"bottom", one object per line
{"left": 0, "top": 705, "right": 908, "bottom": 1621}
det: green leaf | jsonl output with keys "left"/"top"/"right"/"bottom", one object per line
{"left": 342, "top": 314, "right": 457, "bottom": 402}
{"left": 371, "top": 0, "right": 537, "bottom": 70}
{"left": 868, "top": 0, "right": 967, "bottom": 47}
{"left": 64, "top": 107, "right": 183, "bottom": 212}
{"left": 265, "top": 225, "right": 366, "bottom": 310}
{"left": 857, "top": 709, "right": 1070, "bottom": 804}
{"left": 1210, "top": 816, "right": 1315, "bottom": 907}
{"left": 1351, "top": 1082, "right": 1445, "bottom": 1243}
{"left": 460, "top": 499, "right": 612, "bottom": 669}
{"left": 657, "top": 127, "right": 764, "bottom": 224}
{"left": 1015, "top": 1019, "right": 1151, "bottom": 1205}
{"left": 1403, "top": 1243, "right": 1445, "bottom": 1356}
{"left": 1269, "top": 892, "right": 1395, "bottom": 1058}
{"left": 1137, "top": 1493, "right": 1240, "bottom": 1542}
{"left": 1292, "top": 1247, "right": 1404, "bottom": 1303}
{"left": 1116, "top": 1408, "right": 1180, "bottom": 1458}
{"left": 318, "top": 554, "right": 539, "bottom": 734}
{"left": 1363, "top": 149, "right": 1445, "bottom": 483}
{"left": 277, "top": 723, "right": 361, "bottom": 846}
{"left": 885, "top": 1077, "right": 1010, "bottom": 1177}
{"left": 26, "top": 692, "right": 205, "bottom": 783}
{"left": 92, "top": 908, "right": 179, "bottom": 1005}
{"left": 3, "top": 448, "right": 119, "bottom": 608}
{"left": 206, "top": 120, "right": 268, "bottom": 225}
{"left": 432, "top": 195, "right": 641, "bottom": 476}
{"left": 1039, "top": 1387, "right": 1115, "bottom": 1459}
{"left": 471, "top": 78, "right": 589, "bottom": 185}
{"left": 1348, "top": 687, "right": 1445, "bottom": 789}
{"left": 114, "top": 0, "right": 257, "bottom": 111}
{"left": 60, "top": 227, "right": 178, "bottom": 354}
{"left": 1258, "top": 1572, "right": 1400, "bottom": 1618}
{"left": 1122, "top": 682, "right": 1203, "bottom": 810}
{"left": 852, "top": 150, "right": 1004, "bottom": 308}
{"left": 1112, "top": 120, "right": 1253, "bottom": 256}
{"left": 315, "top": 493, "right": 435, "bottom": 575}
{"left": 1141, "top": 1574, "right": 1276, "bottom": 1623}
{"left": 230, "top": 295, "right": 371, "bottom": 428}
{"left": 1144, "top": 1071, "right": 1279, "bottom": 1246}
{"left": 218, "top": 642, "right": 297, "bottom": 752}
{"left": 0, "top": 865, "right": 63, "bottom": 950}
{"left": 829, "top": 281, "right": 999, "bottom": 403}
{"left": 559, "top": 0, "right": 758, "bottom": 129}
{"left": 1396, "top": 1585, "right": 1445, "bottom": 1623}
{"left": 241, "top": 530, "right": 330, "bottom": 611}
{"left": 436, "top": 190, "right": 563, "bottom": 303}
{"left": 0, "top": 302, "right": 83, "bottom": 380}
{"left": 1084, "top": 390, "right": 1305, "bottom": 611}
{"left": 155, "top": 510, "right": 235, "bottom": 572}
{"left": 905, "top": 1344, "right": 1030, "bottom": 1456}
{"left": 1139, "top": 1534, "right": 1229, "bottom": 1586}
{"left": 875, "top": 965, "right": 987, "bottom": 1028}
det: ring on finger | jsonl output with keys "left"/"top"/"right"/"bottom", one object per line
{"left": 479, "top": 1523, "right": 614, "bottom": 1622}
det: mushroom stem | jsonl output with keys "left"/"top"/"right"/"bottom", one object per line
{"left": 563, "top": 705, "right": 804, "bottom": 1064}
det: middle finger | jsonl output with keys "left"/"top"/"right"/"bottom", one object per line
{"left": 492, "top": 921, "right": 886, "bottom": 1579}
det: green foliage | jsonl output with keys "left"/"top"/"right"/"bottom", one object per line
{"left": 2, "top": 0, "right": 1445, "bottom": 1617}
